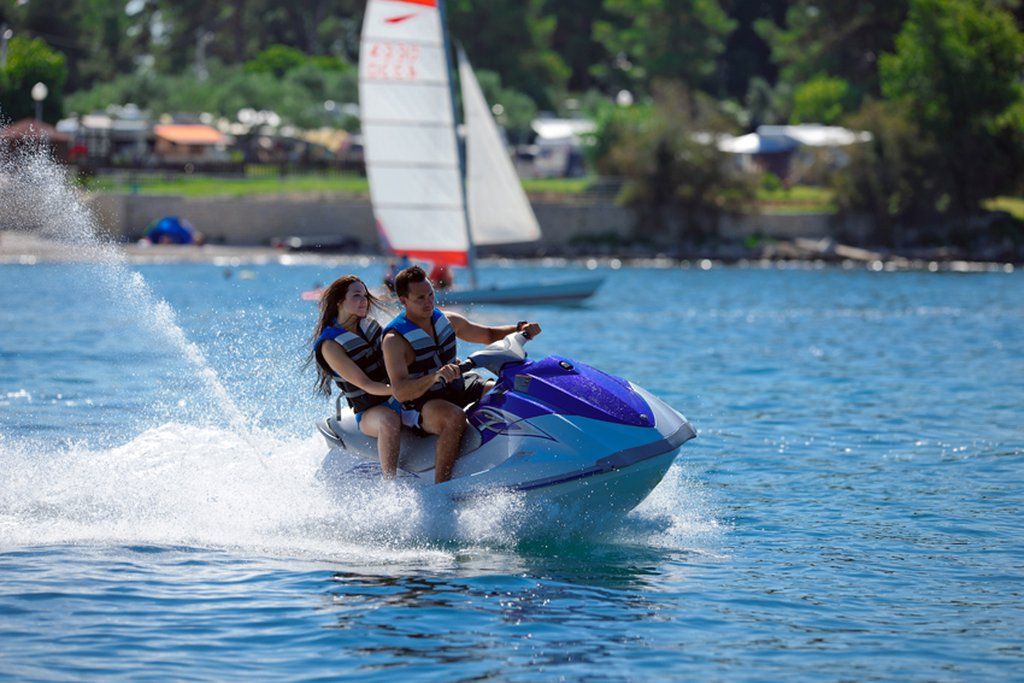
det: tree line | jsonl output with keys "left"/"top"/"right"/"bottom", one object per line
{"left": 1, "top": 0, "right": 1022, "bottom": 246}
{"left": 0, "top": 1, "right": 947, "bottom": 118}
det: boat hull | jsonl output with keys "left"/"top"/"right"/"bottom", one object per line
{"left": 455, "top": 446, "right": 683, "bottom": 528}
{"left": 435, "top": 276, "right": 604, "bottom": 306}
{"left": 319, "top": 442, "right": 685, "bottom": 530}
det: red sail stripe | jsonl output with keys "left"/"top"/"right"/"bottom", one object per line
{"left": 397, "top": 249, "right": 468, "bottom": 266}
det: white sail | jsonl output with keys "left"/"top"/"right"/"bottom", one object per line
{"left": 359, "top": 0, "right": 470, "bottom": 264}
{"left": 459, "top": 52, "right": 542, "bottom": 246}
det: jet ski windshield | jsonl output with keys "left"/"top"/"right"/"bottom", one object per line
{"left": 464, "top": 331, "right": 529, "bottom": 375}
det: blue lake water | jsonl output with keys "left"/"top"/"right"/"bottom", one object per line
{"left": 1, "top": 256, "right": 1023, "bottom": 680}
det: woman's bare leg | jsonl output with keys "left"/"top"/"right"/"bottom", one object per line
{"left": 358, "top": 406, "right": 401, "bottom": 478}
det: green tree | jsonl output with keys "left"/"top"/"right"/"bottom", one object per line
{"left": 447, "top": 0, "right": 570, "bottom": 110}
{"left": 75, "top": 0, "right": 138, "bottom": 89}
{"left": 742, "top": 75, "right": 791, "bottom": 128}
{"left": 244, "top": 44, "right": 309, "bottom": 77}
{"left": 0, "top": 35, "right": 68, "bottom": 123}
{"left": 833, "top": 99, "right": 941, "bottom": 244}
{"left": 148, "top": 0, "right": 361, "bottom": 73}
{"left": 472, "top": 69, "right": 537, "bottom": 143}
{"left": 62, "top": 70, "right": 183, "bottom": 117}
{"left": 757, "top": 1, "right": 908, "bottom": 104}
{"left": 716, "top": 0, "right": 788, "bottom": 101}
{"left": 594, "top": 81, "right": 754, "bottom": 242}
{"left": 879, "top": 0, "right": 1024, "bottom": 217}
{"left": 65, "top": 58, "right": 357, "bottom": 129}
{"left": 148, "top": 1, "right": 230, "bottom": 74}
{"left": 541, "top": 0, "right": 613, "bottom": 92}
{"left": 1, "top": 0, "right": 85, "bottom": 90}
{"left": 593, "top": 0, "right": 736, "bottom": 97}
{"left": 791, "top": 74, "right": 853, "bottom": 124}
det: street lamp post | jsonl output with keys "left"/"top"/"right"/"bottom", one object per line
{"left": 31, "top": 81, "right": 48, "bottom": 121}
{"left": 1, "top": 25, "right": 12, "bottom": 68}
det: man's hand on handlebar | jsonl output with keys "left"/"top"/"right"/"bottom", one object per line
{"left": 516, "top": 321, "right": 542, "bottom": 339}
{"left": 434, "top": 363, "right": 462, "bottom": 387}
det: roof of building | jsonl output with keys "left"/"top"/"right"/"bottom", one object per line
{"left": 301, "top": 128, "right": 350, "bottom": 154}
{"left": 758, "top": 124, "right": 872, "bottom": 147}
{"left": 717, "top": 124, "right": 872, "bottom": 155}
{"left": 153, "top": 124, "right": 226, "bottom": 145}
{"left": 0, "top": 118, "right": 70, "bottom": 141}
{"left": 531, "top": 117, "right": 596, "bottom": 142}
{"left": 718, "top": 132, "right": 797, "bottom": 155}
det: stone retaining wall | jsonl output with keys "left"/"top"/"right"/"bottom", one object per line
{"left": 85, "top": 193, "right": 838, "bottom": 250}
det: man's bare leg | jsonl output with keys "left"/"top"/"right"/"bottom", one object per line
{"left": 420, "top": 399, "right": 468, "bottom": 483}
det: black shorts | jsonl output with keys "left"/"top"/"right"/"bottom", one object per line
{"left": 402, "top": 372, "right": 489, "bottom": 435}
{"left": 445, "top": 372, "right": 488, "bottom": 408}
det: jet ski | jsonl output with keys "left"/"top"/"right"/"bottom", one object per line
{"left": 316, "top": 332, "right": 696, "bottom": 521}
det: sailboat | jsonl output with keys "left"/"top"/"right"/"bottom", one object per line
{"left": 358, "top": 0, "right": 604, "bottom": 306}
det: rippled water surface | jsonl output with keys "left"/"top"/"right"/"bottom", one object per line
{"left": 2, "top": 258, "right": 1022, "bottom": 680}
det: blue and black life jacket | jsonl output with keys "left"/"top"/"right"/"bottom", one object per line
{"left": 383, "top": 308, "right": 463, "bottom": 408}
{"left": 314, "top": 318, "right": 389, "bottom": 413}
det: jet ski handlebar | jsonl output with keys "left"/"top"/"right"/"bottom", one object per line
{"left": 457, "top": 331, "right": 531, "bottom": 375}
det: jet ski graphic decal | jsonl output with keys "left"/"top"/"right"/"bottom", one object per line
{"left": 470, "top": 407, "right": 556, "bottom": 442}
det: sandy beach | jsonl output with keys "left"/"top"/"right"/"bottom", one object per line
{"left": 0, "top": 230, "right": 379, "bottom": 266}
{"left": 2, "top": 229, "right": 1015, "bottom": 274}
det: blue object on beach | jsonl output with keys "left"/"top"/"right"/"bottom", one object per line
{"left": 145, "top": 216, "right": 195, "bottom": 244}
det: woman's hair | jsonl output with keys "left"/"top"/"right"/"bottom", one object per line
{"left": 306, "top": 275, "right": 384, "bottom": 397}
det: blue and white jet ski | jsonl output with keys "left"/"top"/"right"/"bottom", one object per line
{"left": 316, "top": 332, "right": 695, "bottom": 518}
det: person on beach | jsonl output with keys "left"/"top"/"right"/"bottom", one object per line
{"left": 310, "top": 275, "right": 405, "bottom": 478}
{"left": 382, "top": 266, "right": 541, "bottom": 484}
{"left": 428, "top": 261, "right": 454, "bottom": 290}
{"left": 383, "top": 253, "right": 412, "bottom": 293}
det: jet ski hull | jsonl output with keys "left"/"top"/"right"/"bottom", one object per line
{"left": 318, "top": 405, "right": 695, "bottom": 521}
{"left": 315, "top": 333, "right": 697, "bottom": 524}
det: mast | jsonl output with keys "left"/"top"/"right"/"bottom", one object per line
{"left": 439, "top": 1, "right": 478, "bottom": 288}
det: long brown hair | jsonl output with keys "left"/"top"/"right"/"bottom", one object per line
{"left": 306, "top": 275, "right": 385, "bottom": 397}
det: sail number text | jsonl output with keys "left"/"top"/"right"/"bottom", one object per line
{"left": 364, "top": 42, "right": 421, "bottom": 81}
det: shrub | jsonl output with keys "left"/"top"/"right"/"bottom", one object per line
{"left": 593, "top": 81, "right": 755, "bottom": 242}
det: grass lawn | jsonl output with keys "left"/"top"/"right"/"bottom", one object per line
{"left": 521, "top": 177, "right": 593, "bottom": 194}
{"left": 984, "top": 196, "right": 1024, "bottom": 221}
{"left": 86, "top": 171, "right": 597, "bottom": 198}
{"left": 86, "top": 171, "right": 853, "bottom": 216}
{"left": 755, "top": 185, "right": 836, "bottom": 214}
{"left": 84, "top": 172, "right": 371, "bottom": 197}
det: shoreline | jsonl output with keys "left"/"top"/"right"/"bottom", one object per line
{"left": 0, "top": 231, "right": 1016, "bottom": 273}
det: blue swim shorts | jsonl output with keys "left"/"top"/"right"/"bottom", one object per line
{"left": 352, "top": 395, "right": 415, "bottom": 428}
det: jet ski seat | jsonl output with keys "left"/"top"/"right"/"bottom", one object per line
{"left": 322, "top": 409, "right": 483, "bottom": 474}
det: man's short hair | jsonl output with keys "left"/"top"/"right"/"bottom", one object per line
{"left": 395, "top": 265, "right": 429, "bottom": 298}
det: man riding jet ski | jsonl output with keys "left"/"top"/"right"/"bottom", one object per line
{"left": 380, "top": 265, "right": 543, "bottom": 483}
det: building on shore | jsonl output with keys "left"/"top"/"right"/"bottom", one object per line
{"left": 718, "top": 124, "right": 872, "bottom": 184}
{"left": 56, "top": 104, "right": 151, "bottom": 166}
{"left": 516, "top": 115, "right": 595, "bottom": 179}
{"left": 0, "top": 119, "right": 71, "bottom": 163}
{"left": 152, "top": 123, "right": 230, "bottom": 165}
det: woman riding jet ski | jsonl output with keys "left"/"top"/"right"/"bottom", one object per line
{"left": 317, "top": 331, "right": 696, "bottom": 519}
